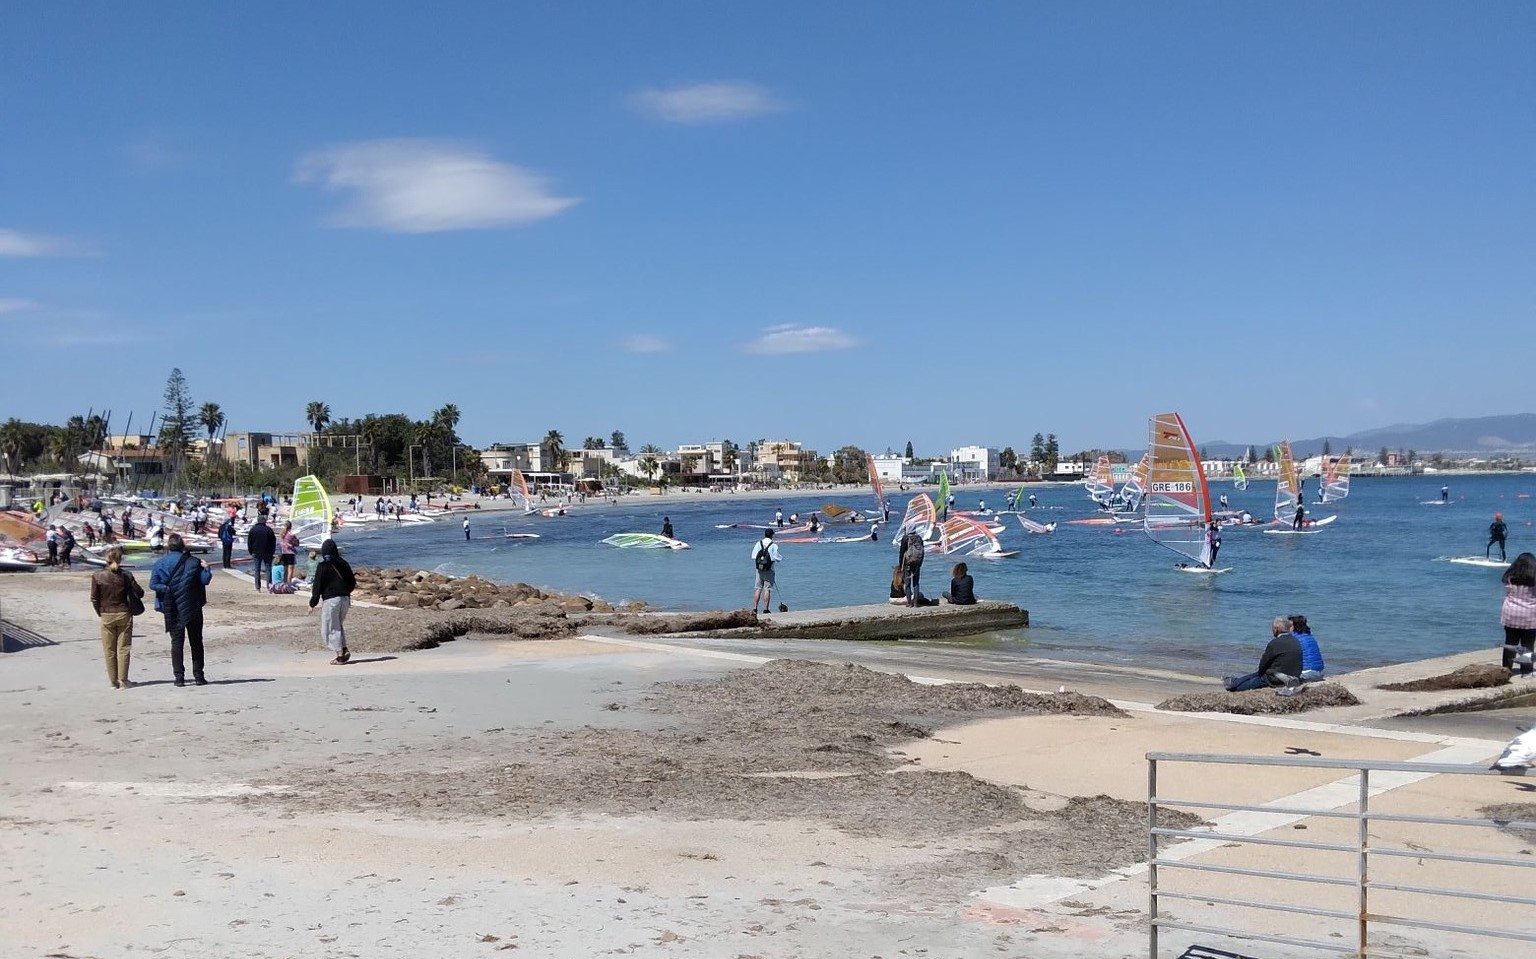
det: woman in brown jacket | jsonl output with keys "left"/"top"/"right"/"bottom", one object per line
{"left": 90, "top": 546, "right": 144, "bottom": 688}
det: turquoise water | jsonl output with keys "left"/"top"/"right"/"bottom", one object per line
{"left": 334, "top": 475, "right": 1536, "bottom": 674}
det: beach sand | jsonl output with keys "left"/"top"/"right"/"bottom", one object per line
{"left": 2, "top": 569, "right": 1530, "bottom": 957}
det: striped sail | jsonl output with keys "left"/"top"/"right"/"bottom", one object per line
{"left": 290, "top": 474, "right": 333, "bottom": 549}
{"left": 1084, "top": 455, "right": 1115, "bottom": 503}
{"left": 897, "top": 494, "right": 937, "bottom": 540}
{"left": 1321, "top": 453, "right": 1351, "bottom": 504}
{"left": 601, "top": 532, "right": 686, "bottom": 549}
{"left": 1274, "top": 441, "right": 1300, "bottom": 522}
{"left": 866, "top": 453, "right": 887, "bottom": 516}
{"left": 934, "top": 515, "right": 1004, "bottom": 557}
{"left": 1118, "top": 453, "right": 1149, "bottom": 513}
{"left": 511, "top": 469, "right": 535, "bottom": 511}
{"left": 1143, "top": 413, "right": 1215, "bottom": 566}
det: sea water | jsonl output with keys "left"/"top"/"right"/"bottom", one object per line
{"left": 334, "top": 475, "right": 1536, "bottom": 674}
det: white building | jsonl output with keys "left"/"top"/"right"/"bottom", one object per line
{"left": 949, "top": 446, "right": 999, "bottom": 482}
{"left": 870, "top": 455, "right": 930, "bottom": 485}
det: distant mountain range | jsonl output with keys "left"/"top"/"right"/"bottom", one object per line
{"left": 1194, "top": 414, "right": 1536, "bottom": 458}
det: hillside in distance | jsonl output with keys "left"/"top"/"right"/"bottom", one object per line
{"left": 1194, "top": 414, "right": 1536, "bottom": 458}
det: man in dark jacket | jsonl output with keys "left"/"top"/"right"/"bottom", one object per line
{"left": 307, "top": 539, "right": 356, "bottom": 664}
{"left": 149, "top": 533, "right": 214, "bottom": 686}
{"left": 1224, "top": 617, "right": 1303, "bottom": 692}
{"left": 900, "top": 530, "right": 926, "bottom": 607}
{"left": 218, "top": 514, "right": 237, "bottom": 568}
{"left": 246, "top": 516, "right": 277, "bottom": 591}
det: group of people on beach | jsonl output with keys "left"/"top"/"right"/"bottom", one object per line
{"left": 87, "top": 528, "right": 358, "bottom": 690}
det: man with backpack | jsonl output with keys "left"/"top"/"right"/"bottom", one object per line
{"left": 900, "top": 529, "right": 927, "bottom": 607}
{"left": 750, "top": 528, "right": 782, "bottom": 615}
{"left": 218, "top": 514, "right": 237, "bottom": 568}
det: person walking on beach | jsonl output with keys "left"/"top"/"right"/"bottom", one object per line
{"left": 150, "top": 533, "right": 213, "bottom": 686}
{"left": 308, "top": 539, "right": 356, "bottom": 665}
{"left": 1489, "top": 513, "right": 1509, "bottom": 562}
{"left": 900, "top": 529, "right": 926, "bottom": 607}
{"left": 750, "top": 529, "right": 781, "bottom": 615}
{"left": 218, "top": 514, "right": 236, "bottom": 568}
{"left": 1500, "top": 553, "right": 1536, "bottom": 678}
{"left": 90, "top": 546, "right": 144, "bottom": 689}
{"left": 246, "top": 515, "right": 277, "bottom": 591}
{"left": 278, "top": 522, "right": 300, "bottom": 584}
{"left": 1223, "top": 617, "right": 1302, "bottom": 692}
{"left": 462, "top": 517, "right": 471, "bottom": 540}
{"left": 661, "top": 516, "right": 674, "bottom": 539}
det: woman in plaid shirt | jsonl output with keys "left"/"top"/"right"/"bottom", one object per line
{"left": 1500, "top": 553, "right": 1536, "bottom": 677}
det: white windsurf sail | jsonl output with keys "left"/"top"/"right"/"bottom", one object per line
{"left": 1320, "top": 453, "right": 1351, "bottom": 504}
{"left": 896, "top": 494, "right": 937, "bottom": 540}
{"left": 601, "top": 532, "right": 688, "bottom": 550}
{"left": 1017, "top": 514, "right": 1055, "bottom": 534}
{"left": 510, "top": 469, "right": 536, "bottom": 512}
{"left": 290, "top": 474, "right": 333, "bottom": 549}
{"left": 1118, "top": 453, "right": 1149, "bottom": 514}
{"left": 866, "top": 453, "right": 887, "bottom": 518}
{"left": 1143, "top": 413, "right": 1216, "bottom": 567}
{"left": 1274, "top": 441, "right": 1300, "bottom": 523}
{"left": 1084, "top": 455, "right": 1115, "bottom": 503}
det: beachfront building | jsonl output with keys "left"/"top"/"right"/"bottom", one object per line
{"left": 675, "top": 441, "right": 744, "bottom": 486}
{"left": 870, "top": 455, "right": 930, "bottom": 486}
{"left": 752, "top": 440, "right": 819, "bottom": 483}
{"left": 948, "top": 446, "right": 999, "bottom": 483}
{"left": 223, "top": 432, "right": 307, "bottom": 470}
{"left": 479, "top": 443, "right": 534, "bottom": 475}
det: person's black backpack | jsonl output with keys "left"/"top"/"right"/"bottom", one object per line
{"left": 903, "top": 532, "right": 925, "bottom": 567}
{"left": 754, "top": 541, "right": 774, "bottom": 571}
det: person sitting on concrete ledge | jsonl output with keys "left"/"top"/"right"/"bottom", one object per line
{"left": 942, "top": 562, "right": 976, "bottom": 605}
{"left": 1289, "top": 614, "right": 1325, "bottom": 682}
{"left": 1223, "top": 616, "right": 1303, "bottom": 692}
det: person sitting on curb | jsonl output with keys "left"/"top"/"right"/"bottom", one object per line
{"left": 941, "top": 562, "right": 976, "bottom": 605}
{"left": 1223, "top": 616, "right": 1302, "bottom": 692}
{"left": 1289, "top": 614, "right": 1325, "bottom": 682}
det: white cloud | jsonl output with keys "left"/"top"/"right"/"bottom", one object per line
{"left": 629, "top": 82, "right": 786, "bottom": 124}
{"left": 0, "top": 227, "right": 87, "bottom": 257}
{"left": 742, "top": 324, "right": 857, "bottom": 355}
{"left": 0, "top": 298, "right": 37, "bottom": 315}
{"left": 619, "top": 334, "right": 673, "bottom": 353}
{"left": 294, "top": 139, "right": 579, "bottom": 233}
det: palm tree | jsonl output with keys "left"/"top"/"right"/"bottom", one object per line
{"left": 415, "top": 421, "right": 440, "bottom": 479}
{"left": 199, "top": 403, "right": 225, "bottom": 444}
{"left": 433, "top": 404, "right": 460, "bottom": 437}
{"left": 639, "top": 455, "right": 659, "bottom": 482}
{"left": 1, "top": 418, "right": 27, "bottom": 472}
{"left": 305, "top": 401, "right": 331, "bottom": 434}
{"left": 639, "top": 443, "right": 662, "bottom": 457}
{"left": 542, "top": 429, "right": 566, "bottom": 474}
{"left": 582, "top": 436, "right": 604, "bottom": 450}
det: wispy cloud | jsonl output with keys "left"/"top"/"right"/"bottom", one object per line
{"left": 619, "top": 334, "right": 673, "bottom": 353}
{"left": 0, "top": 298, "right": 37, "bottom": 315}
{"left": 742, "top": 324, "right": 857, "bottom": 355}
{"left": 123, "top": 137, "right": 186, "bottom": 172}
{"left": 294, "top": 139, "right": 579, "bottom": 233}
{"left": 0, "top": 227, "right": 89, "bottom": 257}
{"left": 629, "top": 82, "right": 787, "bottom": 124}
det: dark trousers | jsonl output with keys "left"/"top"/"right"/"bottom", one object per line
{"left": 1225, "top": 671, "right": 1272, "bottom": 692}
{"left": 904, "top": 565, "right": 922, "bottom": 605}
{"left": 252, "top": 556, "right": 272, "bottom": 590}
{"left": 1504, "top": 626, "right": 1535, "bottom": 675}
{"left": 221, "top": 542, "right": 233, "bottom": 568}
{"left": 1489, "top": 536, "right": 1507, "bottom": 561}
{"left": 169, "top": 615, "right": 205, "bottom": 681}
{"left": 47, "top": 542, "right": 58, "bottom": 566}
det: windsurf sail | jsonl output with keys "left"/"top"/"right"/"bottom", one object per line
{"left": 936, "top": 471, "right": 951, "bottom": 519}
{"left": 934, "top": 515, "right": 1008, "bottom": 557}
{"left": 1017, "top": 514, "right": 1055, "bottom": 534}
{"left": 510, "top": 469, "right": 535, "bottom": 511}
{"left": 1274, "top": 441, "right": 1300, "bottom": 522}
{"left": 601, "top": 532, "right": 688, "bottom": 550}
{"left": 290, "top": 474, "right": 334, "bottom": 549}
{"left": 1233, "top": 462, "right": 1248, "bottom": 491}
{"left": 820, "top": 503, "right": 858, "bottom": 520}
{"left": 1118, "top": 454, "right": 1149, "bottom": 513}
{"left": 1321, "top": 453, "right": 1351, "bottom": 504}
{"left": 866, "top": 453, "right": 887, "bottom": 517}
{"left": 896, "top": 494, "right": 937, "bottom": 540}
{"left": 1143, "top": 413, "right": 1216, "bottom": 567}
{"left": 1084, "top": 455, "right": 1115, "bottom": 504}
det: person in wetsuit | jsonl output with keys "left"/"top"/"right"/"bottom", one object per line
{"left": 1293, "top": 502, "right": 1306, "bottom": 530}
{"left": 1489, "top": 513, "right": 1509, "bottom": 561}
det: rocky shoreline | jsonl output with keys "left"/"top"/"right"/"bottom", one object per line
{"left": 356, "top": 566, "right": 630, "bottom": 614}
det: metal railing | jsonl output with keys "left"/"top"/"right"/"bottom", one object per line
{"left": 1147, "top": 752, "right": 1535, "bottom": 958}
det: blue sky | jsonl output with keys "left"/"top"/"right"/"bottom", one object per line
{"left": 3, "top": 2, "right": 1532, "bottom": 455}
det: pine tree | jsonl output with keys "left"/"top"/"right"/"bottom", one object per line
{"left": 904, "top": 440, "right": 914, "bottom": 459}
{"left": 1030, "top": 432, "right": 1045, "bottom": 464}
{"left": 160, "top": 368, "right": 196, "bottom": 464}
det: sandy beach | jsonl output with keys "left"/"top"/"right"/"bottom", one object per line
{"left": 3, "top": 569, "right": 1534, "bottom": 958}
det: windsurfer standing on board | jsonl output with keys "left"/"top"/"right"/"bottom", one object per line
{"left": 1205, "top": 522, "right": 1222, "bottom": 569}
{"left": 1028, "top": 493, "right": 1037, "bottom": 509}
{"left": 1441, "top": 485, "right": 1450, "bottom": 503}
{"left": 1293, "top": 501, "right": 1306, "bottom": 531}
{"left": 1489, "top": 513, "right": 1509, "bottom": 562}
